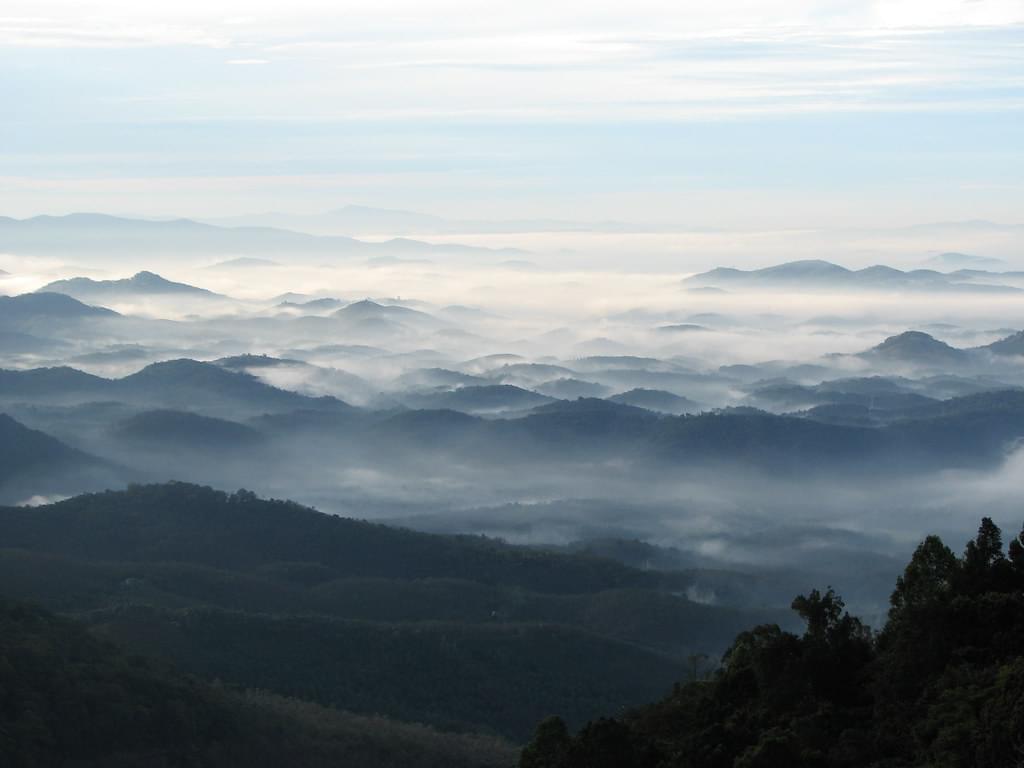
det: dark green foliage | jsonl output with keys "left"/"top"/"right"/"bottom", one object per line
{"left": 89, "top": 606, "right": 680, "bottom": 740}
{"left": 520, "top": 717, "right": 571, "bottom": 768}
{"left": 0, "top": 482, "right": 777, "bottom": 739}
{"left": 1009, "top": 525, "right": 1024, "bottom": 573}
{"left": 0, "top": 549, "right": 767, "bottom": 658}
{"left": 960, "top": 517, "right": 1011, "bottom": 593}
{"left": 0, "top": 482, "right": 663, "bottom": 593}
{"left": 0, "top": 598, "right": 515, "bottom": 767}
{"left": 523, "top": 518, "right": 1024, "bottom": 767}
{"left": 520, "top": 715, "right": 654, "bottom": 768}
{"left": 0, "top": 599, "right": 230, "bottom": 767}
{"left": 888, "top": 534, "right": 957, "bottom": 614}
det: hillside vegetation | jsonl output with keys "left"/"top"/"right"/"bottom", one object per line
{"left": 0, "top": 599, "right": 516, "bottom": 768}
{"left": 0, "top": 483, "right": 778, "bottom": 740}
{"left": 520, "top": 517, "right": 1024, "bottom": 767}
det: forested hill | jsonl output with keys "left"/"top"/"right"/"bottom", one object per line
{"left": 0, "top": 599, "right": 516, "bottom": 768}
{"left": 519, "top": 518, "right": 1024, "bottom": 768}
{"left": 0, "top": 483, "right": 779, "bottom": 741}
{"left": 0, "top": 481, "right": 659, "bottom": 593}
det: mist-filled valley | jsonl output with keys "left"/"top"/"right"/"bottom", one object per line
{"left": 3, "top": 212, "right": 1024, "bottom": 637}
{"left": 9, "top": 211, "right": 1024, "bottom": 762}
{"left": 7, "top": 0, "right": 1024, "bottom": 762}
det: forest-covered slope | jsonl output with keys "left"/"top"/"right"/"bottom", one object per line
{"left": 519, "top": 518, "right": 1024, "bottom": 767}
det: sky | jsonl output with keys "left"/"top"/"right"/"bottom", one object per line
{"left": 2, "top": 0, "right": 1023, "bottom": 228}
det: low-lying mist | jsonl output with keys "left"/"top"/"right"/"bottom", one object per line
{"left": 4, "top": 229, "right": 1024, "bottom": 620}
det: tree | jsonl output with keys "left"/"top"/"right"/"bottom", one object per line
{"left": 564, "top": 719, "right": 651, "bottom": 768}
{"left": 791, "top": 588, "right": 845, "bottom": 642}
{"left": 519, "top": 517, "right": 1024, "bottom": 768}
{"left": 889, "top": 535, "right": 958, "bottom": 617}
{"left": 734, "top": 728, "right": 816, "bottom": 768}
{"left": 965, "top": 517, "right": 1004, "bottom": 568}
{"left": 791, "top": 587, "right": 869, "bottom": 649}
{"left": 1008, "top": 523, "right": 1024, "bottom": 580}
{"left": 520, "top": 717, "right": 570, "bottom": 768}
{"left": 962, "top": 517, "right": 1011, "bottom": 593}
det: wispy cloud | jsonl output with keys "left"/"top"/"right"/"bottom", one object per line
{"left": 2, "top": 1, "right": 1022, "bottom": 221}
{"left": 3, "top": 4, "right": 1022, "bottom": 120}
{"left": 0, "top": 16, "right": 229, "bottom": 47}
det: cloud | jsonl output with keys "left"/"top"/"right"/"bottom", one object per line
{"left": 0, "top": 16, "right": 229, "bottom": 48}
{"left": 2, "top": 2, "right": 1021, "bottom": 223}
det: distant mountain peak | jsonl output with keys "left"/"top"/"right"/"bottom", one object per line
{"left": 0, "top": 211, "right": 522, "bottom": 258}
{"left": 38, "top": 271, "right": 218, "bottom": 299}
{"left": 765, "top": 259, "right": 851, "bottom": 274}
{"left": 983, "top": 330, "right": 1024, "bottom": 356}
{"left": 863, "top": 331, "right": 968, "bottom": 364}
{"left": 925, "top": 251, "right": 1007, "bottom": 270}
{"left": 609, "top": 388, "right": 700, "bottom": 415}
{"left": 0, "top": 291, "right": 118, "bottom": 318}
{"left": 334, "top": 299, "right": 437, "bottom": 325}
{"left": 0, "top": 412, "right": 109, "bottom": 488}
{"left": 685, "top": 260, "right": 1020, "bottom": 293}
{"left": 875, "top": 330, "right": 945, "bottom": 347}
{"left": 127, "top": 270, "right": 205, "bottom": 290}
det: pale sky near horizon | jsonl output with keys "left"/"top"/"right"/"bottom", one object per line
{"left": 2, "top": 0, "right": 1022, "bottom": 228}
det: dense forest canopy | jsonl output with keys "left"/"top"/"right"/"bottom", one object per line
{"left": 0, "top": 599, "right": 516, "bottom": 768}
{"left": 520, "top": 518, "right": 1024, "bottom": 768}
{"left": 0, "top": 483, "right": 784, "bottom": 741}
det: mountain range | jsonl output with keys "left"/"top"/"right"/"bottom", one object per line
{"left": 0, "top": 482, "right": 782, "bottom": 740}
{"left": 859, "top": 330, "right": 971, "bottom": 366}
{"left": 0, "top": 414, "right": 122, "bottom": 501}
{"left": 848, "top": 330, "right": 1024, "bottom": 367}
{"left": 0, "top": 359, "right": 345, "bottom": 417}
{"left": 685, "top": 259, "right": 1023, "bottom": 292}
{"left": 0, "top": 597, "right": 517, "bottom": 768}
{"left": 609, "top": 388, "right": 701, "bottom": 415}
{"left": 203, "top": 204, "right": 629, "bottom": 236}
{"left": 0, "top": 213, "right": 525, "bottom": 260}
{"left": 0, "top": 292, "right": 118, "bottom": 327}
{"left": 38, "top": 270, "right": 222, "bottom": 301}
{"left": 924, "top": 251, "right": 1008, "bottom": 270}
{"left": 3, "top": 337, "right": 1024, "bottom": 484}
